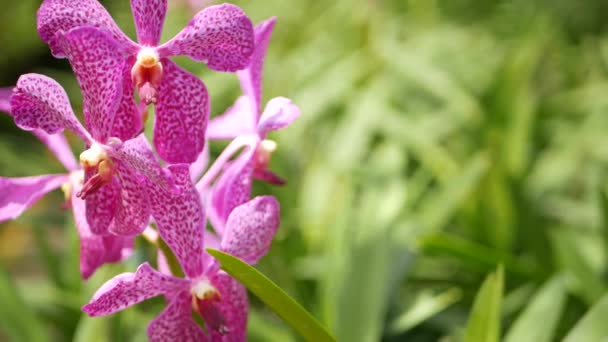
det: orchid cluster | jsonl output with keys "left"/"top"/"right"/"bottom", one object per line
{"left": 0, "top": 0, "right": 299, "bottom": 340}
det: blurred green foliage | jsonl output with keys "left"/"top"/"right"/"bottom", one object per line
{"left": 3, "top": 0, "right": 608, "bottom": 341}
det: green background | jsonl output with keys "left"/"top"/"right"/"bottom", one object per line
{"left": 2, "top": 0, "right": 608, "bottom": 341}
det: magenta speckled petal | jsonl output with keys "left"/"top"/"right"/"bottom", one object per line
{"left": 83, "top": 262, "right": 189, "bottom": 316}
{"left": 206, "top": 96, "right": 256, "bottom": 140}
{"left": 110, "top": 134, "right": 173, "bottom": 190}
{"left": 11, "top": 74, "right": 90, "bottom": 142}
{"left": 209, "top": 272, "right": 248, "bottom": 341}
{"left": 0, "top": 174, "right": 67, "bottom": 222}
{"left": 37, "top": 0, "right": 136, "bottom": 57}
{"left": 148, "top": 165, "right": 205, "bottom": 279}
{"left": 238, "top": 17, "right": 276, "bottom": 114}
{"left": 85, "top": 173, "right": 118, "bottom": 235}
{"left": 72, "top": 184, "right": 132, "bottom": 279}
{"left": 257, "top": 97, "right": 300, "bottom": 138}
{"left": 155, "top": 59, "right": 208, "bottom": 164}
{"left": 220, "top": 196, "right": 280, "bottom": 265}
{"left": 60, "top": 27, "right": 125, "bottom": 142}
{"left": 111, "top": 59, "right": 143, "bottom": 141}
{"left": 0, "top": 87, "right": 11, "bottom": 113}
{"left": 210, "top": 149, "right": 254, "bottom": 229}
{"left": 147, "top": 291, "right": 208, "bottom": 342}
{"left": 131, "top": 0, "right": 167, "bottom": 46}
{"left": 157, "top": 4, "right": 254, "bottom": 72}
{"left": 109, "top": 162, "right": 150, "bottom": 236}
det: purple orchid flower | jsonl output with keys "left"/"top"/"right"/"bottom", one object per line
{"left": 0, "top": 88, "right": 132, "bottom": 279}
{"left": 37, "top": 0, "right": 254, "bottom": 164}
{"left": 199, "top": 18, "right": 299, "bottom": 231}
{"left": 10, "top": 71, "right": 172, "bottom": 238}
{"left": 83, "top": 165, "right": 280, "bottom": 341}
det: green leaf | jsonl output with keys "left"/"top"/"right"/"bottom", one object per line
{"left": 464, "top": 265, "right": 504, "bottom": 342}
{"left": 207, "top": 249, "right": 335, "bottom": 342}
{"left": 0, "top": 263, "right": 49, "bottom": 342}
{"left": 563, "top": 292, "right": 608, "bottom": 342}
{"left": 504, "top": 276, "right": 566, "bottom": 342}
{"left": 389, "top": 287, "right": 462, "bottom": 334}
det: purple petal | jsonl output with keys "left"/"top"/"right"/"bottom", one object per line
{"left": 257, "top": 97, "right": 300, "bottom": 138}
{"left": 238, "top": 17, "right": 276, "bottom": 115}
{"left": 155, "top": 59, "right": 209, "bottom": 164}
{"left": 1, "top": 90, "right": 79, "bottom": 171}
{"left": 209, "top": 149, "right": 254, "bottom": 231}
{"left": 37, "top": 0, "right": 136, "bottom": 58}
{"left": 157, "top": 4, "right": 254, "bottom": 72}
{"left": 148, "top": 165, "right": 205, "bottom": 279}
{"left": 83, "top": 262, "right": 189, "bottom": 316}
{"left": 109, "top": 162, "right": 150, "bottom": 236}
{"left": 85, "top": 173, "right": 118, "bottom": 235}
{"left": 32, "top": 131, "right": 79, "bottom": 172}
{"left": 147, "top": 291, "right": 208, "bottom": 342}
{"left": 131, "top": 0, "right": 167, "bottom": 46}
{"left": 220, "top": 196, "right": 280, "bottom": 265}
{"left": 0, "top": 174, "right": 67, "bottom": 222}
{"left": 0, "top": 87, "right": 11, "bottom": 113}
{"left": 111, "top": 58, "right": 143, "bottom": 141}
{"left": 206, "top": 96, "right": 256, "bottom": 140}
{"left": 110, "top": 134, "right": 173, "bottom": 190}
{"left": 10, "top": 74, "right": 90, "bottom": 142}
{"left": 72, "top": 184, "right": 132, "bottom": 279}
{"left": 60, "top": 26, "right": 126, "bottom": 142}
{"left": 209, "top": 272, "right": 248, "bottom": 341}
{"left": 190, "top": 143, "right": 209, "bottom": 182}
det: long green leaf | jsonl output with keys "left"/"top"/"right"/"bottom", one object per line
{"left": 464, "top": 265, "right": 504, "bottom": 342}
{"left": 504, "top": 276, "right": 566, "bottom": 342}
{"left": 207, "top": 249, "right": 335, "bottom": 342}
{"left": 563, "top": 292, "right": 608, "bottom": 342}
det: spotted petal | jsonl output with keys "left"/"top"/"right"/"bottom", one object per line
{"left": 72, "top": 183, "right": 132, "bottom": 279}
{"left": 238, "top": 17, "right": 276, "bottom": 114}
{"left": 220, "top": 196, "right": 280, "bottom": 265}
{"left": 111, "top": 59, "right": 143, "bottom": 141}
{"left": 148, "top": 165, "right": 205, "bottom": 279}
{"left": 206, "top": 96, "right": 256, "bottom": 140}
{"left": 60, "top": 26, "right": 125, "bottom": 142}
{"left": 257, "top": 97, "right": 300, "bottom": 138}
{"left": 155, "top": 59, "right": 208, "bottom": 164}
{"left": 85, "top": 174, "right": 119, "bottom": 235}
{"left": 83, "top": 262, "right": 188, "bottom": 316}
{"left": 109, "top": 162, "right": 150, "bottom": 236}
{"left": 10, "top": 74, "right": 90, "bottom": 142}
{"left": 0, "top": 174, "right": 68, "bottom": 222}
{"left": 37, "top": 0, "right": 136, "bottom": 57}
{"left": 131, "top": 0, "right": 167, "bottom": 46}
{"left": 157, "top": 4, "right": 254, "bottom": 72}
{"left": 110, "top": 134, "right": 173, "bottom": 190}
{"left": 209, "top": 272, "right": 248, "bottom": 341}
{"left": 147, "top": 291, "right": 208, "bottom": 342}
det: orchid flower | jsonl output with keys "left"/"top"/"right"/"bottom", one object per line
{"left": 199, "top": 18, "right": 299, "bottom": 231}
{"left": 37, "top": 0, "right": 254, "bottom": 163}
{"left": 10, "top": 71, "right": 172, "bottom": 238}
{"left": 0, "top": 89, "right": 132, "bottom": 279}
{"left": 83, "top": 165, "right": 280, "bottom": 341}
